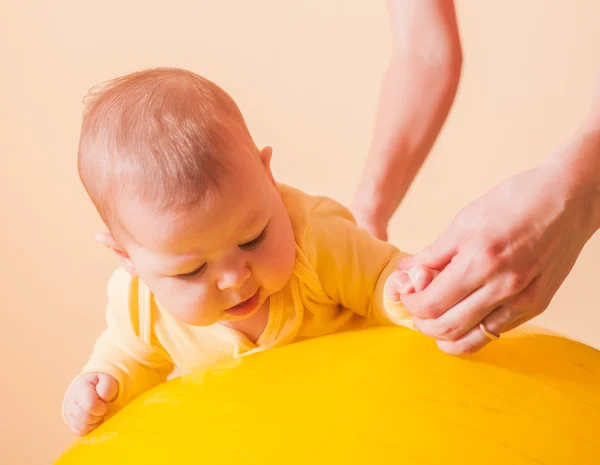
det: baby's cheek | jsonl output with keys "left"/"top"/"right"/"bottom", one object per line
{"left": 255, "top": 209, "right": 296, "bottom": 291}
{"left": 156, "top": 283, "right": 217, "bottom": 326}
{"left": 261, "top": 240, "right": 295, "bottom": 289}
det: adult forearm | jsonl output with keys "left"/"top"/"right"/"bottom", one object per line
{"left": 353, "top": 0, "right": 462, "bottom": 229}
{"left": 355, "top": 54, "right": 461, "bottom": 223}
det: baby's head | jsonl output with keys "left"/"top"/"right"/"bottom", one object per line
{"left": 79, "top": 68, "right": 296, "bottom": 326}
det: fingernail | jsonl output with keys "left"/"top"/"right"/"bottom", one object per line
{"left": 395, "top": 271, "right": 416, "bottom": 293}
{"left": 407, "top": 267, "right": 421, "bottom": 283}
{"left": 395, "top": 271, "right": 409, "bottom": 289}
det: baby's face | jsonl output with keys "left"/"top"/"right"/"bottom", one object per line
{"left": 118, "top": 153, "right": 296, "bottom": 326}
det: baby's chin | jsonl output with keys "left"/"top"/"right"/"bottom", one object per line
{"left": 174, "top": 315, "right": 223, "bottom": 327}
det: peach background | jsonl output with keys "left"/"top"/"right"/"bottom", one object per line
{"left": 2, "top": 1, "right": 599, "bottom": 463}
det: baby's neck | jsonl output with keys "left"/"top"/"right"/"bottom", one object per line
{"left": 219, "top": 298, "right": 270, "bottom": 344}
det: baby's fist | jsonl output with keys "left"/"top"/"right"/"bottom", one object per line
{"left": 384, "top": 265, "right": 435, "bottom": 303}
{"left": 63, "top": 372, "right": 118, "bottom": 436}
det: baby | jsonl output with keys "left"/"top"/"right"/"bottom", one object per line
{"left": 62, "top": 68, "right": 433, "bottom": 435}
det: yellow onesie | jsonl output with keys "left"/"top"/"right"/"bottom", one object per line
{"left": 80, "top": 184, "right": 413, "bottom": 413}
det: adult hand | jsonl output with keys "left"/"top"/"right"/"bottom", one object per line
{"left": 396, "top": 132, "right": 600, "bottom": 355}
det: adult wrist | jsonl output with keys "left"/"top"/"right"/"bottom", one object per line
{"left": 548, "top": 129, "right": 600, "bottom": 235}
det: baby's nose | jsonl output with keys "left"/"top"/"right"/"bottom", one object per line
{"left": 217, "top": 266, "right": 251, "bottom": 290}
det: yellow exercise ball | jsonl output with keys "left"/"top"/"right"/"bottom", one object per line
{"left": 55, "top": 327, "right": 600, "bottom": 464}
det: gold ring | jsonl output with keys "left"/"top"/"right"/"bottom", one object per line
{"left": 479, "top": 322, "right": 500, "bottom": 341}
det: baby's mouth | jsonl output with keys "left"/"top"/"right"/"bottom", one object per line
{"left": 224, "top": 290, "right": 260, "bottom": 317}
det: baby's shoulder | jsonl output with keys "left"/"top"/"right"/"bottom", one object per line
{"left": 105, "top": 267, "right": 159, "bottom": 341}
{"left": 278, "top": 183, "right": 356, "bottom": 238}
{"left": 106, "top": 267, "right": 149, "bottom": 311}
{"left": 278, "top": 184, "right": 366, "bottom": 280}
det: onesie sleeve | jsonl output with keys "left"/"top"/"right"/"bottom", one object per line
{"left": 303, "top": 198, "right": 414, "bottom": 328}
{"left": 78, "top": 268, "right": 174, "bottom": 414}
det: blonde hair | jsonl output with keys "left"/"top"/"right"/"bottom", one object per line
{"left": 78, "top": 67, "right": 256, "bottom": 231}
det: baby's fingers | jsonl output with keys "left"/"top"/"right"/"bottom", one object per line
{"left": 68, "top": 416, "right": 101, "bottom": 436}
{"left": 77, "top": 383, "right": 110, "bottom": 417}
{"left": 96, "top": 373, "right": 119, "bottom": 403}
{"left": 64, "top": 399, "right": 104, "bottom": 425}
{"left": 405, "top": 265, "right": 437, "bottom": 293}
{"left": 385, "top": 266, "right": 436, "bottom": 302}
{"left": 385, "top": 270, "right": 412, "bottom": 302}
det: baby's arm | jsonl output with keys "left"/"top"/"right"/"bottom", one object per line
{"left": 62, "top": 269, "right": 174, "bottom": 435}
{"left": 306, "top": 198, "right": 435, "bottom": 326}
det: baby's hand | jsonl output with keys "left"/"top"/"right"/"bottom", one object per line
{"left": 385, "top": 265, "right": 436, "bottom": 303}
{"left": 62, "top": 372, "right": 119, "bottom": 436}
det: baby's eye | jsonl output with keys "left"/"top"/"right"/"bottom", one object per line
{"left": 178, "top": 263, "right": 207, "bottom": 279}
{"left": 239, "top": 226, "right": 268, "bottom": 250}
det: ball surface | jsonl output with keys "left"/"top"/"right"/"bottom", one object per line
{"left": 55, "top": 327, "right": 600, "bottom": 464}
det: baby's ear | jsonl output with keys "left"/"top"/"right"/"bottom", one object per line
{"left": 94, "top": 232, "right": 138, "bottom": 277}
{"left": 259, "top": 146, "right": 276, "bottom": 185}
